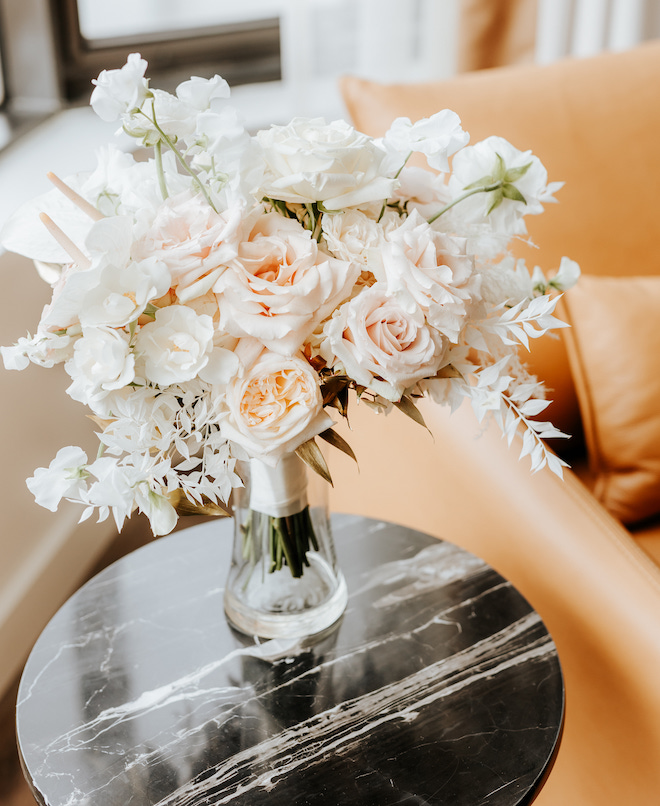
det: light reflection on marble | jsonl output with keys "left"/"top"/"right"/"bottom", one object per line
{"left": 17, "top": 515, "right": 563, "bottom": 805}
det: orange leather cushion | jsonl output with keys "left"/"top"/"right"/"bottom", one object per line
{"left": 339, "top": 41, "right": 660, "bottom": 436}
{"left": 562, "top": 275, "right": 660, "bottom": 524}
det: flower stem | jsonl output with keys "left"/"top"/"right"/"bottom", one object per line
{"left": 427, "top": 181, "right": 501, "bottom": 224}
{"left": 154, "top": 140, "right": 169, "bottom": 201}
{"left": 138, "top": 108, "right": 218, "bottom": 213}
{"left": 377, "top": 150, "right": 412, "bottom": 222}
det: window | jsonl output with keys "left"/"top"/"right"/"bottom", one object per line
{"left": 51, "top": 0, "right": 281, "bottom": 101}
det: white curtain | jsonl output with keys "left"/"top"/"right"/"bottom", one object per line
{"left": 536, "top": 0, "right": 649, "bottom": 63}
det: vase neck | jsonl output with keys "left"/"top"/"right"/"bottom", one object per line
{"left": 248, "top": 454, "right": 308, "bottom": 517}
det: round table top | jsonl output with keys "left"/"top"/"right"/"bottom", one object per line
{"left": 17, "top": 515, "right": 563, "bottom": 806}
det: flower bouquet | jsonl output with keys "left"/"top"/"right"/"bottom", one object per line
{"left": 2, "top": 54, "right": 578, "bottom": 634}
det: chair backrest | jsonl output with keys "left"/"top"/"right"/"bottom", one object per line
{"left": 339, "top": 40, "right": 660, "bottom": 435}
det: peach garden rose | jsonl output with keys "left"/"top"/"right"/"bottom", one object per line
{"left": 220, "top": 349, "right": 333, "bottom": 464}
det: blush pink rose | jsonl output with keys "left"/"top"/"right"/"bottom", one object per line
{"left": 214, "top": 212, "right": 359, "bottom": 355}
{"left": 376, "top": 210, "right": 478, "bottom": 343}
{"left": 133, "top": 191, "right": 242, "bottom": 303}
{"left": 322, "top": 285, "right": 447, "bottom": 402}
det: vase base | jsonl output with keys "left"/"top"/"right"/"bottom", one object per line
{"left": 224, "top": 570, "right": 348, "bottom": 640}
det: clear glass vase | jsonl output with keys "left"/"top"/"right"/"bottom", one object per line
{"left": 223, "top": 452, "right": 348, "bottom": 639}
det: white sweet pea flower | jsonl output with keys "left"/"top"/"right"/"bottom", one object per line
{"left": 149, "top": 89, "right": 198, "bottom": 139}
{"left": 550, "top": 257, "right": 581, "bottom": 291}
{"left": 193, "top": 107, "right": 259, "bottom": 206}
{"left": 26, "top": 446, "right": 89, "bottom": 512}
{"left": 135, "top": 487, "right": 178, "bottom": 536}
{"left": 383, "top": 110, "right": 469, "bottom": 172}
{"left": 176, "top": 74, "right": 230, "bottom": 109}
{"left": 389, "top": 166, "right": 451, "bottom": 218}
{"left": 221, "top": 348, "right": 333, "bottom": 464}
{"left": 39, "top": 216, "right": 170, "bottom": 330}
{"left": 90, "top": 53, "right": 150, "bottom": 122}
{"left": 448, "top": 136, "right": 562, "bottom": 235}
{"left": 321, "top": 285, "right": 447, "bottom": 402}
{"left": 531, "top": 257, "right": 581, "bottom": 295}
{"left": 65, "top": 326, "right": 135, "bottom": 406}
{"left": 82, "top": 147, "right": 190, "bottom": 220}
{"left": 1, "top": 329, "right": 74, "bottom": 370}
{"left": 257, "top": 117, "right": 397, "bottom": 209}
{"left": 0, "top": 343, "right": 30, "bottom": 371}
{"left": 135, "top": 305, "right": 215, "bottom": 386}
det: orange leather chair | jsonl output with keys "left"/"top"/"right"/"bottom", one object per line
{"left": 328, "top": 42, "right": 660, "bottom": 805}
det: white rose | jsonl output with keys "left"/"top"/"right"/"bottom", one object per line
{"left": 257, "top": 117, "right": 397, "bottom": 209}
{"left": 448, "top": 136, "right": 562, "bottom": 235}
{"left": 90, "top": 53, "right": 150, "bottom": 122}
{"left": 133, "top": 191, "right": 242, "bottom": 303}
{"left": 214, "top": 212, "right": 359, "bottom": 354}
{"left": 135, "top": 305, "right": 214, "bottom": 386}
{"left": 65, "top": 326, "right": 135, "bottom": 406}
{"left": 383, "top": 110, "right": 469, "bottom": 172}
{"left": 376, "top": 210, "right": 477, "bottom": 343}
{"left": 221, "top": 350, "right": 333, "bottom": 463}
{"left": 321, "top": 208, "right": 392, "bottom": 265}
{"left": 321, "top": 285, "right": 447, "bottom": 402}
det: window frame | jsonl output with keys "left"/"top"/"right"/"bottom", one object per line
{"left": 50, "top": 0, "right": 281, "bottom": 101}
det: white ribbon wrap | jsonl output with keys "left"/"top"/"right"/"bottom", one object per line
{"left": 249, "top": 454, "right": 308, "bottom": 518}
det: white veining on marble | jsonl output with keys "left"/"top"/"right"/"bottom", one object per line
{"left": 37, "top": 637, "right": 302, "bottom": 756}
{"left": 350, "top": 542, "right": 487, "bottom": 605}
{"left": 33, "top": 547, "right": 511, "bottom": 766}
{"left": 155, "top": 611, "right": 551, "bottom": 805}
{"left": 19, "top": 526, "right": 562, "bottom": 806}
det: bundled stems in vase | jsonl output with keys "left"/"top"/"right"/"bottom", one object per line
{"left": 241, "top": 507, "right": 319, "bottom": 578}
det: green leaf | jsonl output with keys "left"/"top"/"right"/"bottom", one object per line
{"left": 504, "top": 161, "right": 532, "bottom": 182}
{"left": 487, "top": 188, "right": 504, "bottom": 214}
{"left": 393, "top": 396, "right": 430, "bottom": 431}
{"left": 463, "top": 173, "right": 496, "bottom": 191}
{"left": 493, "top": 152, "right": 507, "bottom": 181}
{"left": 318, "top": 428, "right": 358, "bottom": 463}
{"left": 295, "top": 439, "right": 334, "bottom": 485}
{"left": 501, "top": 183, "right": 527, "bottom": 204}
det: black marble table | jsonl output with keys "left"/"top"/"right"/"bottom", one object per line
{"left": 16, "top": 515, "right": 563, "bottom": 806}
